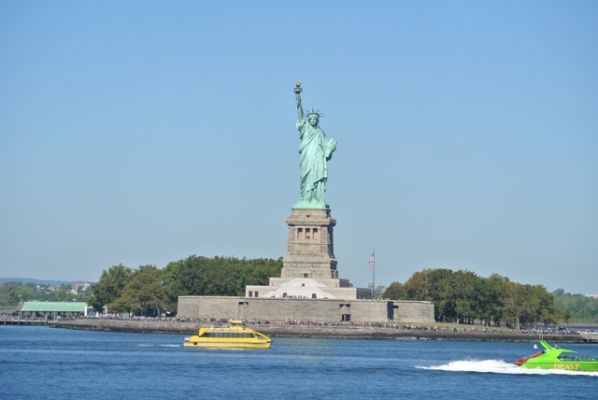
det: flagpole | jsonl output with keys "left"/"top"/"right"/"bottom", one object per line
{"left": 369, "top": 251, "right": 376, "bottom": 299}
{"left": 371, "top": 270, "right": 374, "bottom": 299}
{"left": 372, "top": 254, "right": 376, "bottom": 299}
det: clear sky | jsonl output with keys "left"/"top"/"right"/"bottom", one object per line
{"left": 1, "top": 1, "right": 597, "bottom": 294}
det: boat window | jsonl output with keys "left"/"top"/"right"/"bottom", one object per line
{"left": 248, "top": 291, "right": 253, "bottom": 297}
{"left": 199, "top": 331, "right": 256, "bottom": 339}
{"left": 558, "top": 354, "right": 582, "bottom": 361}
{"left": 255, "top": 291, "right": 259, "bottom": 297}
{"left": 229, "top": 332, "right": 253, "bottom": 338}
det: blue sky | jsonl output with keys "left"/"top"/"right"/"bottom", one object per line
{"left": 1, "top": 1, "right": 597, "bottom": 294}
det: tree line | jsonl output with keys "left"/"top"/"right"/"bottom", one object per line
{"left": 0, "top": 282, "right": 87, "bottom": 308}
{"left": 383, "top": 269, "right": 559, "bottom": 328}
{"left": 3, "top": 259, "right": 596, "bottom": 325}
{"left": 88, "top": 255, "right": 282, "bottom": 316}
{"left": 552, "top": 289, "right": 598, "bottom": 323}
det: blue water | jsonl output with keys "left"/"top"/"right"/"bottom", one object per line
{"left": 1, "top": 326, "right": 597, "bottom": 399}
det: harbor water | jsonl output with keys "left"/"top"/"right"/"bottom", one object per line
{"left": 1, "top": 326, "right": 596, "bottom": 399}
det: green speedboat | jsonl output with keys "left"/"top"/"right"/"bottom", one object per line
{"left": 515, "top": 340, "right": 598, "bottom": 372}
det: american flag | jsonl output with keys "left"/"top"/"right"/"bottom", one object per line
{"left": 368, "top": 251, "right": 375, "bottom": 270}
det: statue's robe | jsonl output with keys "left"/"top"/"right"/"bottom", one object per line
{"left": 296, "top": 118, "right": 337, "bottom": 207}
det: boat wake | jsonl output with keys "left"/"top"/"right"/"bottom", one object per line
{"left": 417, "top": 359, "right": 598, "bottom": 377}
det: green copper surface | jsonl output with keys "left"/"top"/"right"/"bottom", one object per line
{"left": 293, "top": 82, "right": 336, "bottom": 209}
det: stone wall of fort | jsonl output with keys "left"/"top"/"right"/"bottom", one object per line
{"left": 393, "top": 300, "right": 436, "bottom": 324}
{"left": 176, "top": 296, "right": 434, "bottom": 324}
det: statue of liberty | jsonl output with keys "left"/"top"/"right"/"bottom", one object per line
{"left": 293, "top": 82, "right": 337, "bottom": 209}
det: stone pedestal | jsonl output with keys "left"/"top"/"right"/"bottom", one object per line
{"left": 245, "top": 207, "right": 357, "bottom": 300}
{"left": 282, "top": 208, "right": 338, "bottom": 280}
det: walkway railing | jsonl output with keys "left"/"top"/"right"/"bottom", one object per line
{"left": 0, "top": 316, "right": 50, "bottom": 326}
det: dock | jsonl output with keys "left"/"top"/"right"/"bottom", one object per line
{"left": 580, "top": 332, "right": 598, "bottom": 343}
{"left": 47, "top": 319, "right": 591, "bottom": 342}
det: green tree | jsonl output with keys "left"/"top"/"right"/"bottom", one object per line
{"left": 529, "top": 285, "right": 558, "bottom": 325}
{"left": 386, "top": 268, "right": 556, "bottom": 327}
{"left": 383, "top": 282, "right": 407, "bottom": 300}
{"left": 0, "top": 282, "right": 34, "bottom": 306}
{"left": 552, "top": 289, "right": 598, "bottom": 323}
{"left": 0, "top": 281, "right": 91, "bottom": 309}
{"left": 502, "top": 280, "right": 526, "bottom": 329}
{"left": 160, "top": 255, "right": 282, "bottom": 312}
{"left": 110, "top": 266, "right": 167, "bottom": 316}
{"left": 402, "top": 269, "right": 456, "bottom": 321}
{"left": 449, "top": 270, "right": 483, "bottom": 324}
{"left": 89, "top": 264, "right": 132, "bottom": 312}
{"left": 403, "top": 269, "right": 454, "bottom": 302}
{"left": 478, "top": 274, "right": 506, "bottom": 326}
{"left": 48, "top": 284, "right": 74, "bottom": 302}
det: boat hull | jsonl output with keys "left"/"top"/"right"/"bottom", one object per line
{"left": 183, "top": 339, "right": 271, "bottom": 350}
{"left": 521, "top": 361, "right": 598, "bottom": 372}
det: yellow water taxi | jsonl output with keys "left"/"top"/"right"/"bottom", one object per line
{"left": 183, "top": 320, "right": 272, "bottom": 349}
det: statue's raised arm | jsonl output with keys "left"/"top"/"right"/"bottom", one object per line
{"left": 294, "top": 81, "right": 304, "bottom": 121}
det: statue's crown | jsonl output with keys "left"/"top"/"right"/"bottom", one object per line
{"left": 306, "top": 108, "right": 323, "bottom": 118}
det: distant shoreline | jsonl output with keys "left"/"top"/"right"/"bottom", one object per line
{"left": 23, "top": 318, "right": 591, "bottom": 343}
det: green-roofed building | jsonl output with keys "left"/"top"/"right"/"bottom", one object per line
{"left": 19, "top": 301, "right": 88, "bottom": 317}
